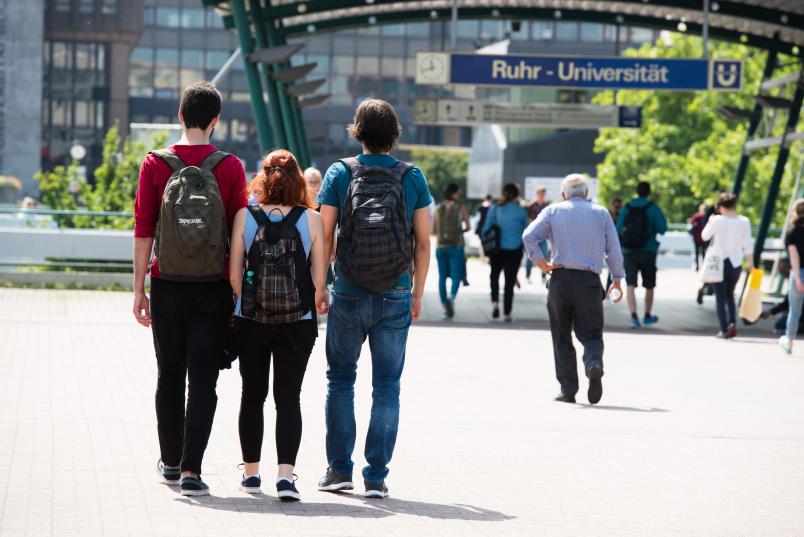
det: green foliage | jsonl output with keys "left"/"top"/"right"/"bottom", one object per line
{"left": 593, "top": 35, "right": 803, "bottom": 227}
{"left": 35, "top": 124, "right": 168, "bottom": 229}
{"left": 410, "top": 148, "right": 469, "bottom": 202}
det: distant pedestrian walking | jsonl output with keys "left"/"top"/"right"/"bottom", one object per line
{"left": 132, "top": 81, "right": 247, "bottom": 497}
{"left": 525, "top": 186, "right": 550, "bottom": 283}
{"left": 779, "top": 199, "right": 804, "bottom": 354}
{"left": 316, "top": 98, "right": 432, "bottom": 499}
{"left": 229, "top": 150, "right": 328, "bottom": 501}
{"left": 434, "top": 183, "right": 470, "bottom": 319}
{"left": 523, "top": 174, "right": 624, "bottom": 405}
{"left": 688, "top": 203, "right": 708, "bottom": 271}
{"left": 700, "top": 192, "right": 754, "bottom": 339}
{"left": 616, "top": 181, "right": 667, "bottom": 328}
{"left": 482, "top": 183, "right": 529, "bottom": 322}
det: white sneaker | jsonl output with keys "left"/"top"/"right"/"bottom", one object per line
{"left": 778, "top": 336, "right": 793, "bottom": 355}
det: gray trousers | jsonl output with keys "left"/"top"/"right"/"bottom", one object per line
{"left": 546, "top": 269, "right": 605, "bottom": 396}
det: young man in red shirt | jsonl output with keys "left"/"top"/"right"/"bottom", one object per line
{"left": 132, "top": 81, "right": 247, "bottom": 496}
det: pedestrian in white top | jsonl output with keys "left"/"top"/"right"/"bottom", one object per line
{"left": 700, "top": 192, "right": 754, "bottom": 339}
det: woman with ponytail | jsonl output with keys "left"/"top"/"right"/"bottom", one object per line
{"left": 228, "top": 149, "right": 329, "bottom": 500}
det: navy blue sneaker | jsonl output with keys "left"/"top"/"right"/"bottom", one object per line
{"left": 180, "top": 475, "right": 210, "bottom": 497}
{"left": 318, "top": 467, "right": 353, "bottom": 491}
{"left": 644, "top": 314, "right": 659, "bottom": 325}
{"left": 364, "top": 479, "right": 389, "bottom": 499}
{"left": 239, "top": 474, "right": 261, "bottom": 494}
{"left": 276, "top": 476, "right": 301, "bottom": 502}
{"left": 156, "top": 459, "right": 180, "bottom": 486}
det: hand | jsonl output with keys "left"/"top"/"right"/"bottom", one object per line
{"left": 760, "top": 310, "right": 771, "bottom": 319}
{"left": 411, "top": 294, "right": 423, "bottom": 322}
{"left": 536, "top": 259, "right": 563, "bottom": 274}
{"left": 796, "top": 280, "right": 804, "bottom": 293}
{"left": 133, "top": 290, "right": 151, "bottom": 327}
{"left": 315, "top": 288, "right": 330, "bottom": 315}
{"left": 608, "top": 280, "right": 624, "bottom": 304}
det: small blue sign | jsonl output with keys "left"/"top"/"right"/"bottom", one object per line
{"left": 447, "top": 54, "right": 742, "bottom": 91}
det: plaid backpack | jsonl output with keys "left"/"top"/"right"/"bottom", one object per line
{"left": 337, "top": 157, "right": 413, "bottom": 293}
{"left": 152, "top": 149, "right": 229, "bottom": 282}
{"left": 239, "top": 206, "right": 313, "bottom": 324}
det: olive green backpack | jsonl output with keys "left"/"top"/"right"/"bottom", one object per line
{"left": 152, "top": 149, "right": 229, "bottom": 282}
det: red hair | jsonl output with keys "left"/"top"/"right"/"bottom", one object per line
{"left": 247, "top": 149, "right": 313, "bottom": 208}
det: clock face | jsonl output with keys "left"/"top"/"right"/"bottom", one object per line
{"left": 416, "top": 53, "right": 449, "bottom": 84}
{"left": 413, "top": 99, "right": 438, "bottom": 123}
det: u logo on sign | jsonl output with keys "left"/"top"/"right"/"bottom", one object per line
{"left": 711, "top": 60, "right": 741, "bottom": 90}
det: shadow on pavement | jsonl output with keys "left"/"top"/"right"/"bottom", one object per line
{"left": 575, "top": 404, "right": 670, "bottom": 412}
{"left": 176, "top": 494, "right": 515, "bottom": 521}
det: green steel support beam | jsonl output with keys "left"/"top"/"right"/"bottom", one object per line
{"left": 732, "top": 48, "right": 778, "bottom": 198}
{"left": 262, "top": 5, "right": 309, "bottom": 168}
{"left": 249, "top": 0, "right": 288, "bottom": 151}
{"left": 753, "top": 67, "right": 804, "bottom": 268}
{"left": 230, "top": 0, "right": 273, "bottom": 152}
{"left": 290, "top": 93, "right": 311, "bottom": 167}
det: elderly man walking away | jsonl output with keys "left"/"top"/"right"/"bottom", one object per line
{"left": 523, "top": 174, "right": 625, "bottom": 405}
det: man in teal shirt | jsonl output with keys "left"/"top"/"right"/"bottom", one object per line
{"left": 316, "top": 99, "right": 432, "bottom": 499}
{"left": 616, "top": 181, "right": 667, "bottom": 328}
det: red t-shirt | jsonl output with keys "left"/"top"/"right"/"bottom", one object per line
{"left": 133, "top": 143, "right": 248, "bottom": 279}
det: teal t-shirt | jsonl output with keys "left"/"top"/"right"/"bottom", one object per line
{"left": 317, "top": 154, "right": 432, "bottom": 295}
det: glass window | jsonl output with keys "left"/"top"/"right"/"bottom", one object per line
{"left": 54, "top": 0, "right": 71, "bottom": 13}
{"left": 306, "top": 53, "right": 330, "bottom": 79}
{"left": 155, "top": 48, "right": 179, "bottom": 68}
{"left": 332, "top": 55, "right": 354, "bottom": 75}
{"left": 154, "top": 88, "right": 178, "bottom": 99}
{"left": 155, "top": 65, "right": 178, "bottom": 91}
{"left": 383, "top": 25, "right": 405, "bottom": 37}
{"left": 143, "top": 6, "right": 155, "bottom": 26}
{"left": 78, "top": 0, "right": 94, "bottom": 14}
{"left": 52, "top": 101, "right": 68, "bottom": 126}
{"left": 510, "top": 21, "right": 530, "bottom": 41}
{"left": 206, "top": 9, "right": 224, "bottom": 28}
{"left": 205, "top": 50, "right": 230, "bottom": 71}
{"left": 480, "top": 20, "right": 503, "bottom": 40}
{"left": 357, "top": 26, "right": 380, "bottom": 36}
{"left": 630, "top": 28, "right": 654, "bottom": 43}
{"left": 181, "top": 49, "right": 204, "bottom": 69}
{"left": 231, "top": 119, "right": 248, "bottom": 143}
{"left": 52, "top": 42, "right": 72, "bottom": 69}
{"left": 75, "top": 101, "right": 91, "bottom": 127}
{"left": 407, "top": 22, "right": 429, "bottom": 38}
{"left": 356, "top": 56, "right": 378, "bottom": 76}
{"left": 580, "top": 23, "right": 603, "bottom": 42}
{"left": 532, "top": 21, "right": 554, "bottom": 41}
{"left": 556, "top": 22, "right": 578, "bottom": 41}
{"left": 456, "top": 20, "right": 477, "bottom": 39}
{"left": 181, "top": 8, "right": 205, "bottom": 28}
{"left": 381, "top": 57, "right": 404, "bottom": 78}
{"left": 180, "top": 68, "right": 204, "bottom": 89}
{"left": 212, "top": 119, "right": 228, "bottom": 143}
{"left": 129, "top": 67, "right": 154, "bottom": 97}
{"left": 130, "top": 46, "right": 152, "bottom": 68}
{"left": 101, "top": 0, "right": 117, "bottom": 15}
{"left": 156, "top": 7, "right": 180, "bottom": 28}
{"left": 75, "top": 43, "right": 91, "bottom": 70}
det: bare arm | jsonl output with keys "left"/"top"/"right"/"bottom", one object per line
{"left": 411, "top": 206, "right": 431, "bottom": 321}
{"left": 228, "top": 208, "right": 247, "bottom": 299}
{"left": 320, "top": 204, "right": 338, "bottom": 268}
{"left": 133, "top": 236, "right": 154, "bottom": 327}
{"left": 461, "top": 204, "right": 471, "bottom": 232}
{"left": 308, "top": 210, "right": 329, "bottom": 315}
{"left": 701, "top": 216, "right": 716, "bottom": 242}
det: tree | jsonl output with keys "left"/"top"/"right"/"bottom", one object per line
{"left": 35, "top": 124, "right": 168, "bottom": 229}
{"left": 593, "top": 35, "right": 802, "bottom": 227}
{"left": 410, "top": 147, "right": 469, "bottom": 202}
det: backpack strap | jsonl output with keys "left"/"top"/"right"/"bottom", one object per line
{"left": 388, "top": 160, "right": 414, "bottom": 182}
{"left": 246, "top": 204, "right": 271, "bottom": 227}
{"left": 200, "top": 150, "right": 230, "bottom": 172}
{"left": 285, "top": 206, "right": 306, "bottom": 226}
{"left": 338, "top": 157, "right": 360, "bottom": 179}
{"left": 150, "top": 149, "right": 186, "bottom": 172}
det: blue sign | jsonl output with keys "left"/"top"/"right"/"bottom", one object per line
{"left": 443, "top": 54, "right": 742, "bottom": 91}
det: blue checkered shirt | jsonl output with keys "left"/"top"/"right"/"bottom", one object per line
{"left": 522, "top": 198, "right": 625, "bottom": 280}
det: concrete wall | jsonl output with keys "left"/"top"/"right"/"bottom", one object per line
{"left": 0, "top": 0, "right": 43, "bottom": 198}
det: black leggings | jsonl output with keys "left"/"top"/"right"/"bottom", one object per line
{"left": 236, "top": 317, "right": 316, "bottom": 466}
{"left": 490, "top": 247, "right": 523, "bottom": 315}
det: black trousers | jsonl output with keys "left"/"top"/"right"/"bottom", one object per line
{"left": 150, "top": 278, "right": 233, "bottom": 474}
{"left": 489, "top": 247, "right": 523, "bottom": 315}
{"left": 546, "top": 270, "right": 605, "bottom": 397}
{"left": 236, "top": 317, "right": 317, "bottom": 466}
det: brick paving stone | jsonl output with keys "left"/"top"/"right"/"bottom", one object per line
{"left": 1, "top": 287, "right": 803, "bottom": 536}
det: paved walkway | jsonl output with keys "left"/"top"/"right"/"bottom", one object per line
{"left": 1, "top": 286, "right": 802, "bottom": 537}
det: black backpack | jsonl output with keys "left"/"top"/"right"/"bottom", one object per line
{"left": 619, "top": 201, "right": 653, "bottom": 249}
{"left": 337, "top": 157, "right": 413, "bottom": 293}
{"left": 239, "top": 206, "right": 313, "bottom": 324}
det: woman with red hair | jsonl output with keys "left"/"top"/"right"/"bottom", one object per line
{"left": 229, "top": 149, "right": 328, "bottom": 500}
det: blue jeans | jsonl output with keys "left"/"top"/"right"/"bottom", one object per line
{"left": 786, "top": 270, "right": 804, "bottom": 341}
{"left": 325, "top": 290, "right": 412, "bottom": 482}
{"left": 436, "top": 246, "right": 464, "bottom": 304}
